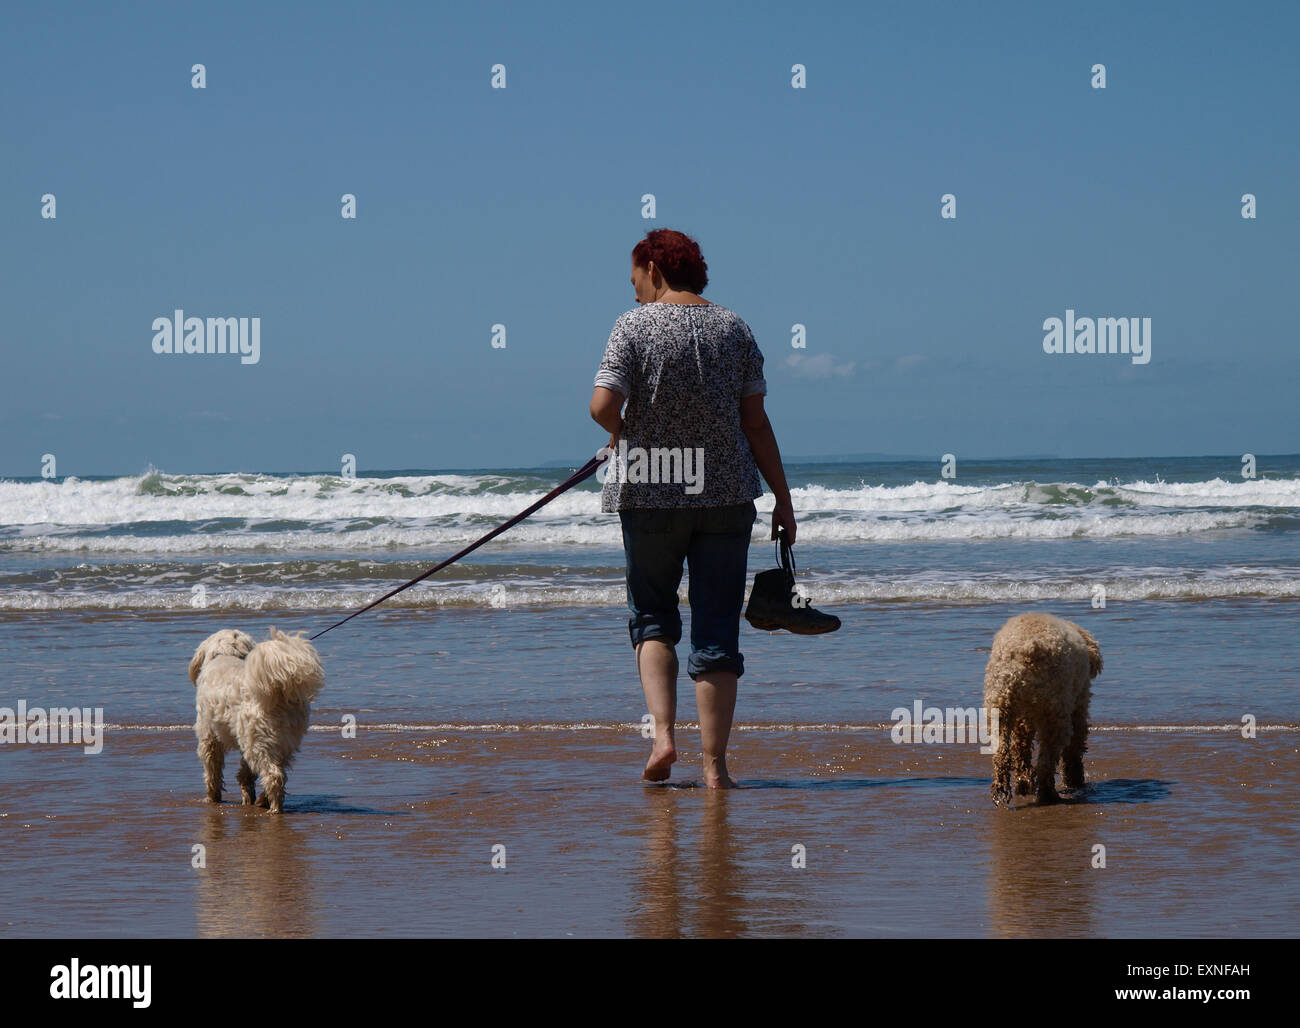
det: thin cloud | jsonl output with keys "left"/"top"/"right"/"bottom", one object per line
{"left": 785, "top": 353, "right": 856, "bottom": 380}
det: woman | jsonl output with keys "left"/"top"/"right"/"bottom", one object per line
{"left": 590, "top": 228, "right": 796, "bottom": 788}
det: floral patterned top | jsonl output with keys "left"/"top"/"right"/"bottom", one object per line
{"left": 593, "top": 302, "right": 767, "bottom": 512}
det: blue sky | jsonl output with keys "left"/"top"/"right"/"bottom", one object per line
{"left": 2, "top": 0, "right": 1296, "bottom": 476}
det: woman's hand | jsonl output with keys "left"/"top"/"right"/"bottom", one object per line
{"left": 772, "top": 497, "right": 796, "bottom": 545}
{"left": 741, "top": 395, "right": 796, "bottom": 545}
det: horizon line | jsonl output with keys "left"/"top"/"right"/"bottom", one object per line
{"left": 3, "top": 452, "right": 1298, "bottom": 480}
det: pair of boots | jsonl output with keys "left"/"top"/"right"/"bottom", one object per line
{"left": 744, "top": 528, "right": 841, "bottom": 634}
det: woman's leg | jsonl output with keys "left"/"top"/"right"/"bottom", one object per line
{"left": 621, "top": 509, "right": 689, "bottom": 781}
{"left": 695, "top": 671, "right": 738, "bottom": 788}
{"left": 637, "top": 639, "right": 679, "bottom": 781}
{"left": 686, "top": 503, "right": 755, "bottom": 789}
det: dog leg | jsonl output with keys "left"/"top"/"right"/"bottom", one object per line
{"left": 198, "top": 735, "right": 225, "bottom": 803}
{"left": 1034, "top": 725, "right": 1063, "bottom": 804}
{"left": 237, "top": 760, "right": 257, "bottom": 805}
{"left": 989, "top": 704, "right": 1013, "bottom": 805}
{"left": 260, "top": 767, "right": 287, "bottom": 814}
{"left": 990, "top": 740, "right": 1010, "bottom": 806}
{"left": 1062, "top": 698, "right": 1089, "bottom": 790}
{"left": 1013, "top": 723, "right": 1034, "bottom": 797}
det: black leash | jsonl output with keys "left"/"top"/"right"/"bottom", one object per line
{"left": 309, "top": 450, "right": 610, "bottom": 641}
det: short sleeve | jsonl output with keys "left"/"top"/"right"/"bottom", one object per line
{"left": 740, "top": 322, "right": 766, "bottom": 397}
{"left": 594, "top": 313, "right": 634, "bottom": 396}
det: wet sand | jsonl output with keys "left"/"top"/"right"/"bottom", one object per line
{"left": 1, "top": 725, "right": 1296, "bottom": 937}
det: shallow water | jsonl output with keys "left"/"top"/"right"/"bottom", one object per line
{"left": 2, "top": 600, "right": 1295, "bottom": 726}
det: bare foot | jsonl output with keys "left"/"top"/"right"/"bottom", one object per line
{"left": 642, "top": 741, "right": 677, "bottom": 782}
{"left": 702, "top": 756, "right": 737, "bottom": 789}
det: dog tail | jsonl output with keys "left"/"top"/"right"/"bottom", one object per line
{"left": 244, "top": 627, "right": 325, "bottom": 706}
{"left": 1077, "top": 627, "right": 1103, "bottom": 678}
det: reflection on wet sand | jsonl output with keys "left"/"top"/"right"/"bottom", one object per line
{"left": 4, "top": 728, "right": 1294, "bottom": 937}
{"left": 986, "top": 798, "right": 1099, "bottom": 937}
{"left": 632, "top": 789, "right": 684, "bottom": 937}
{"left": 632, "top": 790, "right": 752, "bottom": 937}
{"left": 631, "top": 784, "right": 819, "bottom": 938}
{"left": 985, "top": 775, "right": 1176, "bottom": 937}
{"left": 196, "top": 807, "right": 314, "bottom": 938}
{"left": 696, "top": 792, "right": 748, "bottom": 938}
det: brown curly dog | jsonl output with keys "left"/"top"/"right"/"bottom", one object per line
{"left": 984, "top": 612, "right": 1102, "bottom": 806}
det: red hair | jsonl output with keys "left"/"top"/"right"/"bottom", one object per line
{"left": 632, "top": 229, "right": 709, "bottom": 294}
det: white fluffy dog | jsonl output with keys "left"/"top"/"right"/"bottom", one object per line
{"left": 188, "top": 627, "right": 325, "bottom": 813}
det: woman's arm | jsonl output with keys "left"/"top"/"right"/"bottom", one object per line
{"left": 590, "top": 386, "right": 625, "bottom": 451}
{"left": 740, "top": 393, "right": 796, "bottom": 543}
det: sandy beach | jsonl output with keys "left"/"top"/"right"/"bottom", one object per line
{"left": 2, "top": 723, "right": 1295, "bottom": 938}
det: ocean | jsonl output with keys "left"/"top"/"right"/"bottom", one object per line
{"left": 1, "top": 454, "right": 1297, "bottom": 936}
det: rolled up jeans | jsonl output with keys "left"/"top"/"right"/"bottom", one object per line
{"left": 618, "top": 501, "right": 756, "bottom": 680}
